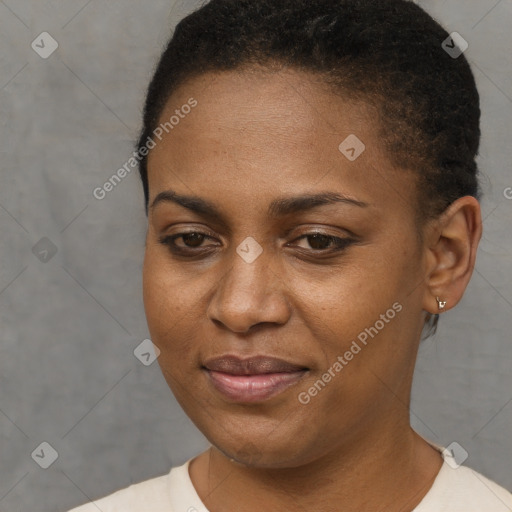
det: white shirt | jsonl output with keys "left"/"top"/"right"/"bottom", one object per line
{"left": 67, "top": 448, "right": 512, "bottom": 512}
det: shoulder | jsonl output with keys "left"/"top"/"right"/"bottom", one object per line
{"left": 415, "top": 462, "right": 512, "bottom": 512}
{"left": 451, "top": 465, "right": 512, "bottom": 509}
{"left": 66, "top": 468, "right": 174, "bottom": 512}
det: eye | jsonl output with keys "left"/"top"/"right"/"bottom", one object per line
{"left": 292, "top": 232, "right": 355, "bottom": 252}
{"left": 158, "top": 231, "right": 220, "bottom": 255}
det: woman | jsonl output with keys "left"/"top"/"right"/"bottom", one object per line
{"left": 68, "top": 0, "right": 512, "bottom": 510}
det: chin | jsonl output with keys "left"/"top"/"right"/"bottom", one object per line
{"left": 201, "top": 424, "right": 323, "bottom": 469}
{"left": 168, "top": 378, "right": 334, "bottom": 468}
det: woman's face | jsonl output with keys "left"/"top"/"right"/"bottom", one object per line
{"left": 143, "top": 68, "right": 430, "bottom": 468}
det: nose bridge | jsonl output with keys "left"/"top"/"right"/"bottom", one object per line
{"left": 207, "top": 242, "right": 290, "bottom": 332}
{"left": 219, "top": 246, "right": 271, "bottom": 309}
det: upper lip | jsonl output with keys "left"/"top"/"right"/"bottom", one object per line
{"left": 203, "top": 355, "right": 308, "bottom": 375}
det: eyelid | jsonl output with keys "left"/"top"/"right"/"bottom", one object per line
{"left": 159, "top": 225, "right": 219, "bottom": 240}
{"left": 160, "top": 226, "right": 352, "bottom": 243}
{"left": 283, "top": 224, "right": 358, "bottom": 241}
{"left": 290, "top": 232, "right": 355, "bottom": 251}
{"left": 158, "top": 230, "right": 220, "bottom": 247}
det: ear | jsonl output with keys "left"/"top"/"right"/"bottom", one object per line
{"left": 422, "top": 196, "right": 482, "bottom": 314}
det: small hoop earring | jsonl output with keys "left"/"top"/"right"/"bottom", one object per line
{"left": 436, "top": 296, "right": 447, "bottom": 310}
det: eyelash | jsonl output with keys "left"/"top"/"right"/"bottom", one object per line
{"left": 157, "top": 230, "right": 355, "bottom": 258}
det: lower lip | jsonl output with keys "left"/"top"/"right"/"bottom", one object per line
{"left": 205, "top": 369, "right": 307, "bottom": 402}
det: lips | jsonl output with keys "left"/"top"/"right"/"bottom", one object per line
{"left": 203, "top": 355, "right": 309, "bottom": 403}
{"left": 204, "top": 355, "right": 307, "bottom": 374}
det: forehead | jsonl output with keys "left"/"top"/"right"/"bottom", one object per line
{"left": 147, "top": 68, "right": 418, "bottom": 218}
{"left": 156, "top": 67, "right": 378, "bottom": 149}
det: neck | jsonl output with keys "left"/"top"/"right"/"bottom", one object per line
{"left": 189, "top": 422, "right": 443, "bottom": 512}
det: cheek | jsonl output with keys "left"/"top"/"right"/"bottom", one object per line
{"left": 142, "top": 247, "right": 214, "bottom": 367}
{"left": 142, "top": 252, "right": 205, "bottom": 410}
{"left": 289, "top": 240, "right": 420, "bottom": 381}
{"left": 143, "top": 250, "right": 187, "bottom": 347}
{"left": 287, "top": 250, "right": 406, "bottom": 335}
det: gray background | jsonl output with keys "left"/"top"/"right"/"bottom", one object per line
{"left": 0, "top": 0, "right": 510, "bottom": 510}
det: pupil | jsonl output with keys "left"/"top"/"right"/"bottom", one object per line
{"left": 309, "top": 234, "right": 330, "bottom": 250}
{"left": 183, "top": 233, "right": 204, "bottom": 247}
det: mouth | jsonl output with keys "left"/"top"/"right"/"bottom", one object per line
{"left": 202, "top": 355, "right": 309, "bottom": 403}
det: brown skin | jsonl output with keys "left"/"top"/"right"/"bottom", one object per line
{"left": 142, "top": 68, "right": 482, "bottom": 512}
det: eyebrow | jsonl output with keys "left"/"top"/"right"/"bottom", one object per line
{"left": 150, "top": 189, "right": 368, "bottom": 225}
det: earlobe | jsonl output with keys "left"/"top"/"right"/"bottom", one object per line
{"left": 435, "top": 296, "right": 447, "bottom": 310}
{"left": 422, "top": 196, "right": 482, "bottom": 314}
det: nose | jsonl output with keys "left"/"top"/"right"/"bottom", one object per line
{"left": 206, "top": 246, "right": 291, "bottom": 334}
